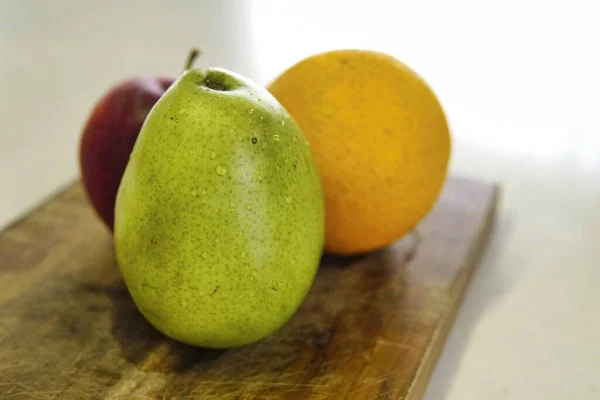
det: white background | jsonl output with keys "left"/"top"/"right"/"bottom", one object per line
{"left": 1, "top": 1, "right": 599, "bottom": 398}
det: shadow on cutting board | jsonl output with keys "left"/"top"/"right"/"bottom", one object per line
{"left": 79, "top": 281, "right": 226, "bottom": 372}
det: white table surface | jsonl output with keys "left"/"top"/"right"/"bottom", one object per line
{"left": 1, "top": 1, "right": 599, "bottom": 398}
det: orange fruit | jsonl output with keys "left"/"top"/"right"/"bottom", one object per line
{"left": 268, "top": 49, "right": 451, "bottom": 255}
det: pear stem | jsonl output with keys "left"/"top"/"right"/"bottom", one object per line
{"left": 183, "top": 48, "right": 201, "bottom": 71}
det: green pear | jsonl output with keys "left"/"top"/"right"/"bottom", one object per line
{"left": 114, "top": 67, "right": 324, "bottom": 348}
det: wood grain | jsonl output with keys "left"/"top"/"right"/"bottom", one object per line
{"left": 0, "top": 176, "right": 498, "bottom": 400}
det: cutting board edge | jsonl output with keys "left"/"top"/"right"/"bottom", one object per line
{"left": 406, "top": 183, "right": 500, "bottom": 399}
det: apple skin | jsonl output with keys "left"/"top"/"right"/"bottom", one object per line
{"left": 79, "top": 77, "right": 173, "bottom": 231}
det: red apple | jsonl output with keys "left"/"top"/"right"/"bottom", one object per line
{"left": 79, "top": 77, "right": 173, "bottom": 230}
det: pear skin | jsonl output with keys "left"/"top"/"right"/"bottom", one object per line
{"left": 114, "top": 68, "right": 324, "bottom": 348}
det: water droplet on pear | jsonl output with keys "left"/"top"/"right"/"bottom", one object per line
{"left": 216, "top": 164, "right": 228, "bottom": 176}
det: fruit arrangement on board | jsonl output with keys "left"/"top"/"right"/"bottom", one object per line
{"left": 79, "top": 48, "right": 451, "bottom": 348}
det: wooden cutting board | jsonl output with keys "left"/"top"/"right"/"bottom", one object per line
{"left": 0, "top": 176, "right": 498, "bottom": 400}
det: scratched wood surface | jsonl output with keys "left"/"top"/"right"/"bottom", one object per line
{"left": 0, "top": 176, "right": 498, "bottom": 400}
